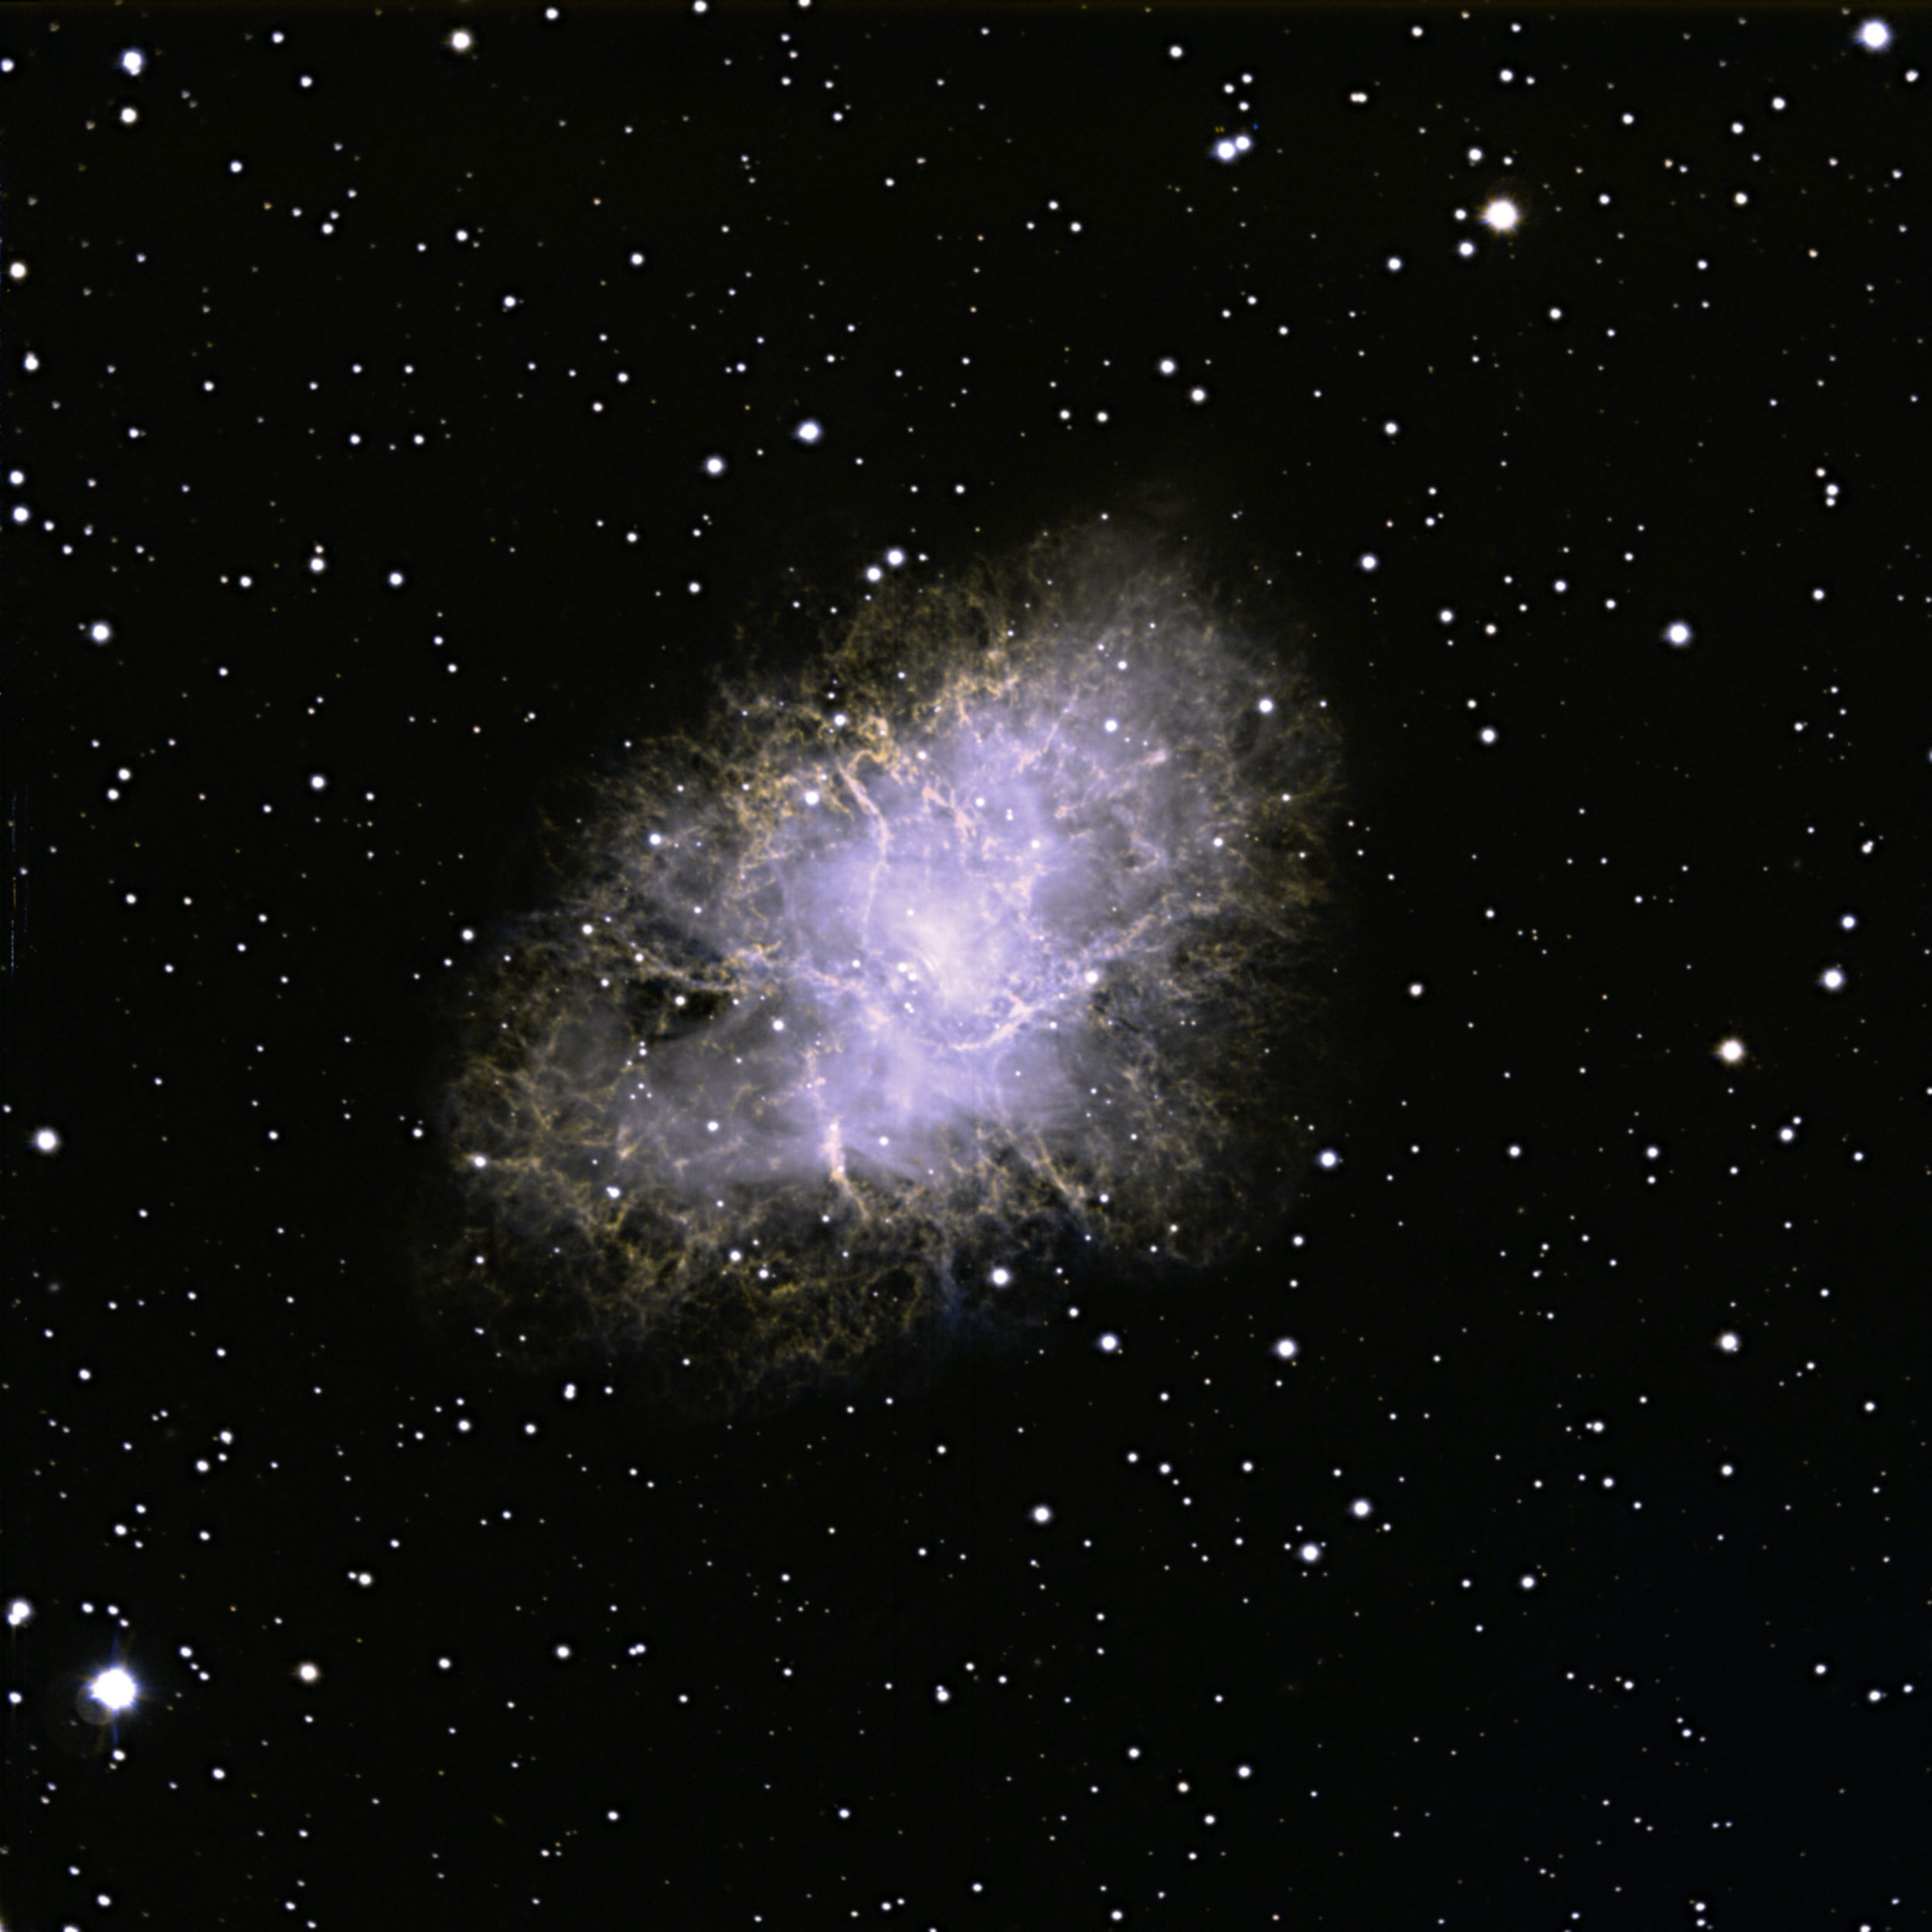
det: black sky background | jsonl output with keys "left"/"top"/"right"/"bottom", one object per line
{"left": 5, "top": 4, "right": 1928, "bottom": 1927}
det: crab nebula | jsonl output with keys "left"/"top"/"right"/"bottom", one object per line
{"left": 430, "top": 525, "right": 1342, "bottom": 1414}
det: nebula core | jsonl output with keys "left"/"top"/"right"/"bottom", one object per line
{"left": 430, "top": 526, "right": 1342, "bottom": 1413}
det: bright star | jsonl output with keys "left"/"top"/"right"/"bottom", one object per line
{"left": 89, "top": 1666, "right": 139, "bottom": 1713}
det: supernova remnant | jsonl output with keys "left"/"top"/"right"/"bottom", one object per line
{"left": 427, "top": 522, "right": 1342, "bottom": 1413}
